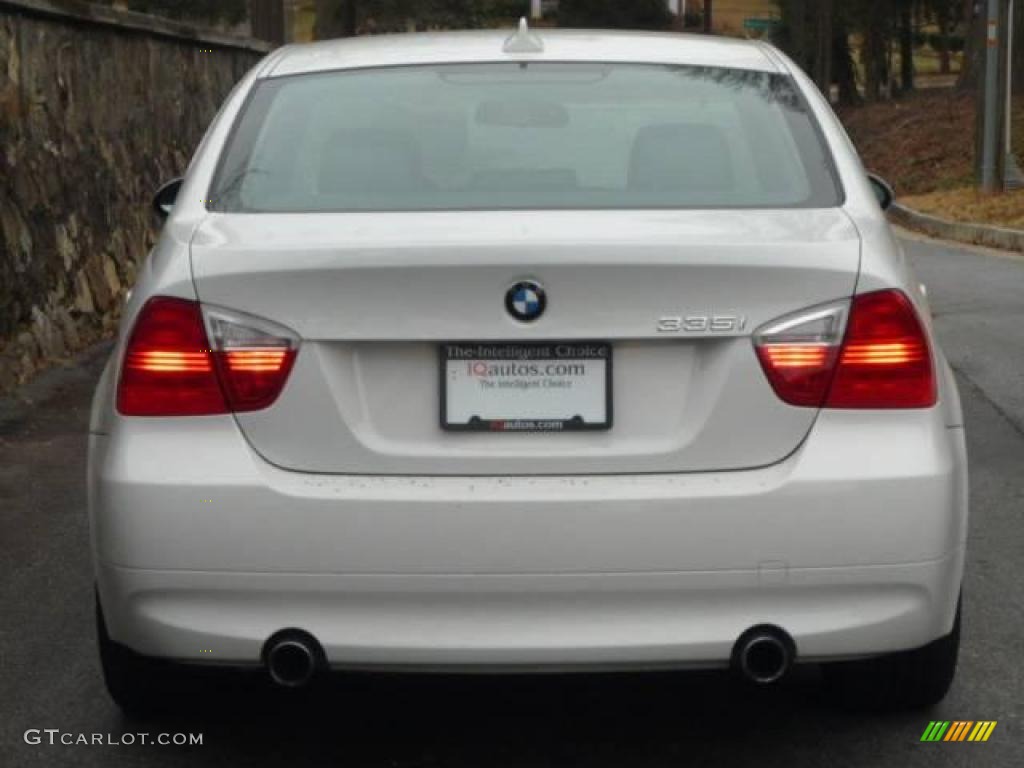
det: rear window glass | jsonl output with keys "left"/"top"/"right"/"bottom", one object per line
{"left": 209, "top": 62, "right": 842, "bottom": 212}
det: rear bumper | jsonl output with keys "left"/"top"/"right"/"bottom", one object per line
{"left": 89, "top": 409, "right": 968, "bottom": 668}
{"left": 96, "top": 556, "right": 963, "bottom": 670}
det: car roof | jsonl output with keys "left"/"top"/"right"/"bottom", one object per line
{"left": 264, "top": 28, "right": 782, "bottom": 78}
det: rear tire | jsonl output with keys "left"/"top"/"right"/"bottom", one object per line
{"left": 96, "top": 594, "right": 177, "bottom": 717}
{"left": 823, "top": 597, "right": 961, "bottom": 711}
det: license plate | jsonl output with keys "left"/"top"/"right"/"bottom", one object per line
{"left": 441, "top": 342, "right": 612, "bottom": 432}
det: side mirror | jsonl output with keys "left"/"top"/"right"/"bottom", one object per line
{"left": 152, "top": 177, "right": 184, "bottom": 222}
{"left": 867, "top": 173, "right": 895, "bottom": 211}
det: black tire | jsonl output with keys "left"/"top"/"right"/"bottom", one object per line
{"left": 96, "top": 594, "right": 179, "bottom": 718}
{"left": 823, "top": 597, "right": 961, "bottom": 711}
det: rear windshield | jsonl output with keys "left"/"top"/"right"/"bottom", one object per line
{"left": 209, "top": 62, "right": 842, "bottom": 212}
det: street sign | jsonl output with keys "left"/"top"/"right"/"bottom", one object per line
{"left": 743, "top": 18, "right": 780, "bottom": 32}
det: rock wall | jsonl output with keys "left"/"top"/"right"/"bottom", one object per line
{"left": 0, "top": 0, "right": 269, "bottom": 391}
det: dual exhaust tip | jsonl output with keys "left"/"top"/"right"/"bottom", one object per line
{"left": 262, "top": 624, "right": 795, "bottom": 688}
{"left": 731, "top": 625, "right": 796, "bottom": 685}
{"left": 263, "top": 629, "right": 324, "bottom": 688}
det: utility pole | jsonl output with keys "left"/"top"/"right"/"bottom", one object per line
{"left": 980, "top": 0, "right": 1008, "bottom": 192}
{"left": 1007, "top": 0, "right": 1015, "bottom": 162}
{"left": 703, "top": 0, "right": 713, "bottom": 34}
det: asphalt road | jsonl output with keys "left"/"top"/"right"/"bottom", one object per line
{"left": 0, "top": 232, "right": 1021, "bottom": 768}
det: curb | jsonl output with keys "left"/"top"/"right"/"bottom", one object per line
{"left": 889, "top": 203, "right": 1024, "bottom": 253}
{"left": 0, "top": 340, "right": 112, "bottom": 434}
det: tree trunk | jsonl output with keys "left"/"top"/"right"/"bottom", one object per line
{"left": 250, "top": 0, "right": 285, "bottom": 44}
{"left": 704, "top": 0, "right": 713, "bottom": 33}
{"left": 314, "top": 0, "right": 357, "bottom": 40}
{"left": 783, "top": 0, "right": 808, "bottom": 69}
{"left": 899, "top": 1, "right": 915, "bottom": 92}
{"left": 936, "top": 3, "right": 952, "bottom": 75}
{"left": 834, "top": 14, "right": 861, "bottom": 106}
{"left": 1013, "top": 0, "right": 1024, "bottom": 95}
{"left": 813, "top": 0, "right": 834, "bottom": 97}
{"left": 342, "top": 0, "right": 357, "bottom": 36}
{"left": 958, "top": 0, "right": 983, "bottom": 90}
{"left": 862, "top": 11, "right": 890, "bottom": 101}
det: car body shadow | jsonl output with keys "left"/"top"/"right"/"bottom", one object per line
{"left": 110, "top": 665, "right": 886, "bottom": 767}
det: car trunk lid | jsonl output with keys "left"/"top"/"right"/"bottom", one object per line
{"left": 190, "top": 208, "right": 860, "bottom": 475}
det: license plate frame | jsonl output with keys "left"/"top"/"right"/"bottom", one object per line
{"left": 440, "top": 342, "right": 613, "bottom": 433}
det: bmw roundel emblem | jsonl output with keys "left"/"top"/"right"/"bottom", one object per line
{"left": 505, "top": 281, "right": 546, "bottom": 322}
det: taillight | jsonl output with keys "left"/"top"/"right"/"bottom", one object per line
{"left": 754, "top": 289, "right": 935, "bottom": 409}
{"left": 204, "top": 305, "right": 299, "bottom": 412}
{"left": 118, "top": 298, "right": 227, "bottom": 416}
{"left": 825, "top": 290, "right": 935, "bottom": 408}
{"left": 754, "top": 300, "right": 847, "bottom": 407}
{"left": 117, "top": 297, "right": 298, "bottom": 416}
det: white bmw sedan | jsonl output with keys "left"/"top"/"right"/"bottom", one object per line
{"left": 89, "top": 25, "right": 967, "bottom": 714}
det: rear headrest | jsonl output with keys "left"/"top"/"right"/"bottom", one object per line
{"left": 628, "top": 123, "right": 735, "bottom": 195}
{"left": 318, "top": 127, "right": 425, "bottom": 196}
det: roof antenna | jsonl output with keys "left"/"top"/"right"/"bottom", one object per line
{"left": 503, "top": 17, "right": 544, "bottom": 54}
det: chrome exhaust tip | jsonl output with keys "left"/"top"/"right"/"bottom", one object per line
{"left": 732, "top": 625, "right": 795, "bottom": 685}
{"left": 263, "top": 630, "right": 323, "bottom": 688}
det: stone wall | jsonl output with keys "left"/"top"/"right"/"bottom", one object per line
{"left": 0, "top": 0, "right": 270, "bottom": 391}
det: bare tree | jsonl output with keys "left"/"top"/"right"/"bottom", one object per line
{"left": 934, "top": 0, "right": 954, "bottom": 74}
{"left": 314, "top": 0, "right": 356, "bottom": 39}
{"left": 861, "top": 6, "right": 892, "bottom": 101}
{"left": 833, "top": 12, "right": 861, "bottom": 105}
{"left": 958, "top": 0, "right": 983, "bottom": 89}
{"left": 813, "top": 0, "right": 834, "bottom": 96}
{"left": 773, "top": 0, "right": 835, "bottom": 97}
{"left": 249, "top": 0, "right": 285, "bottom": 44}
{"left": 898, "top": 0, "right": 915, "bottom": 93}
{"left": 1014, "top": 0, "right": 1024, "bottom": 95}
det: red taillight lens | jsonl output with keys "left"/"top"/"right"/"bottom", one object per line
{"left": 825, "top": 290, "right": 936, "bottom": 408}
{"left": 214, "top": 348, "right": 297, "bottom": 411}
{"left": 754, "top": 300, "right": 848, "bottom": 408}
{"left": 117, "top": 298, "right": 298, "bottom": 416}
{"left": 755, "top": 344, "right": 840, "bottom": 407}
{"left": 118, "top": 297, "right": 227, "bottom": 416}
{"left": 754, "top": 290, "right": 936, "bottom": 410}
